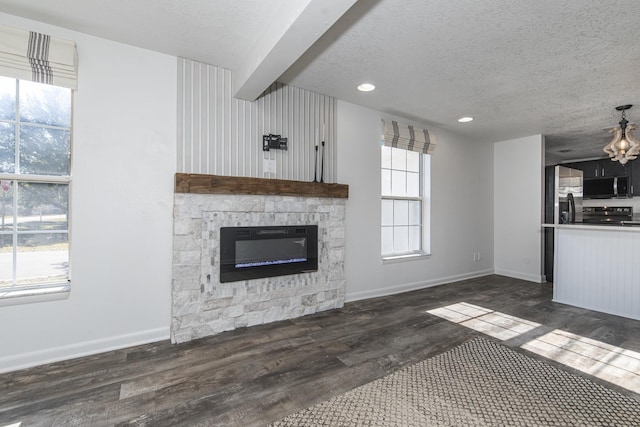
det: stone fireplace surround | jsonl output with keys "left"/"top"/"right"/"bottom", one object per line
{"left": 171, "top": 174, "right": 348, "bottom": 344}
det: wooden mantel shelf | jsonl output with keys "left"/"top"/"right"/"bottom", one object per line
{"left": 175, "top": 173, "right": 349, "bottom": 199}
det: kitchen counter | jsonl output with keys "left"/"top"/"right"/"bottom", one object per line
{"left": 544, "top": 224, "right": 640, "bottom": 321}
{"left": 542, "top": 222, "right": 640, "bottom": 231}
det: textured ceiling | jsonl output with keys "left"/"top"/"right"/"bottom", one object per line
{"left": 280, "top": 0, "right": 640, "bottom": 165}
{"left": 1, "top": 0, "right": 639, "bottom": 165}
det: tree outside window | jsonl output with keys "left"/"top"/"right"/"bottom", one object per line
{"left": 0, "top": 76, "right": 71, "bottom": 288}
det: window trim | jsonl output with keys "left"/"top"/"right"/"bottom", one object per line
{"left": 0, "top": 282, "right": 70, "bottom": 307}
{"left": 0, "top": 173, "right": 70, "bottom": 183}
{"left": 0, "top": 78, "right": 72, "bottom": 304}
{"left": 381, "top": 147, "right": 430, "bottom": 260}
{"left": 382, "top": 252, "right": 431, "bottom": 264}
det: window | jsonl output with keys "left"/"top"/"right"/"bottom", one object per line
{"left": 0, "top": 76, "right": 72, "bottom": 293}
{"left": 381, "top": 145, "right": 430, "bottom": 258}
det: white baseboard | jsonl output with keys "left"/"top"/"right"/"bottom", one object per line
{"left": 0, "top": 327, "right": 169, "bottom": 373}
{"left": 345, "top": 269, "right": 495, "bottom": 302}
{"left": 0, "top": 270, "right": 542, "bottom": 373}
{"left": 494, "top": 269, "right": 545, "bottom": 283}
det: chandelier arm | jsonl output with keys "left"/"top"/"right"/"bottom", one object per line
{"left": 604, "top": 127, "right": 622, "bottom": 157}
{"left": 626, "top": 125, "right": 639, "bottom": 143}
{"left": 625, "top": 126, "right": 640, "bottom": 157}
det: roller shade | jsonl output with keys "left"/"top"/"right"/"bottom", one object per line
{"left": 0, "top": 24, "right": 78, "bottom": 89}
{"left": 382, "top": 119, "right": 435, "bottom": 154}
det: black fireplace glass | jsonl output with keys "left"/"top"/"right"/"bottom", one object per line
{"left": 220, "top": 225, "right": 318, "bottom": 282}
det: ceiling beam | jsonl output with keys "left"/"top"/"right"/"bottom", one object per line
{"left": 233, "top": 0, "right": 357, "bottom": 101}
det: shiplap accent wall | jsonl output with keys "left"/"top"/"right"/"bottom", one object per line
{"left": 177, "top": 58, "right": 337, "bottom": 182}
{"left": 554, "top": 227, "right": 640, "bottom": 321}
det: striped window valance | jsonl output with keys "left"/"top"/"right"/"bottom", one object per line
{"left": 0, "top": 24, "right": 78, "bottom": 90}
{"left": 382, "top": 119, "right": 435, "bottom": 154}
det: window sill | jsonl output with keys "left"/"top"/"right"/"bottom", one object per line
{"left": 382, "top": 252, "right": 431, "bottom": 264}
{"left": 0, "top": 282, "right": 70, "bottom": 307}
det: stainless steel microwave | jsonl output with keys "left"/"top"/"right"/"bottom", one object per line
{"left": 583, "top": 176, "right": 629, "bottom": 199}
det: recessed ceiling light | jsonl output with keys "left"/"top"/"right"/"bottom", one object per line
{"left": 357, "top": 83, "right": 375, "bottom": 92}
{"left": 458, "top": 117, "right": 473, "bottom": 123}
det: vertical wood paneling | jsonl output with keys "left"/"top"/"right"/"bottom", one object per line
{"left": 554, "top": 228, "right": 640, "bottom": 320}
{"left": 177, "top": 58, "right": 337, "bottom": 182}
{"left": 198, "top": 63, "right": 206, "bottom": 174}
{"left": 176, "top": 60, "right": 184, "bottom": 171}
{"left": 207, "top": 66, "right": 215, "bottom": 173}
{"left": 183, "top": 60, "right": 192, "bottom": 173}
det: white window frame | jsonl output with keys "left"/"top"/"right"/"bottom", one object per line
{"left": 381, "top": 146, "right": 431, "bottom": 262}
{"left": 0, "top": 78, "right": 72, "bottom": 305}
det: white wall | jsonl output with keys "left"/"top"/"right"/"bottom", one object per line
{"left": 0, "top": 14, "right": 177, "bottom": 372}
{"left": 493, "top": 135, "right": 544, "bottom": 282}
{"left": 337, "top": 101, "right": 494, "bottom": 301}
{"left": 0, "top": 14, "right": 528, "bottom": 372}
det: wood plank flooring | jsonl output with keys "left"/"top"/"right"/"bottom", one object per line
{"left": 1, "top": 274, "right": 639, "bottom": 426}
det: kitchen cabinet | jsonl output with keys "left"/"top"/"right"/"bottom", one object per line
{"left": 563, "top": 158, "right": 640, "bottom": 197}
{"left": 568, "top": 160, "right": 598, "bottom": 178}
{"left": 567, "top": 159, "right": 628, "bottom": 178}
{"left": 601, "top": 159, "right": 629, "bottom": 177}
{"left": 632, "top": 162, "right": 640, "bottom": 196}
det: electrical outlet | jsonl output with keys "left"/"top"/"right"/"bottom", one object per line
{"left": 476, "top": 252, "right": 481, "bottom": 262}
{"left": 263, "top": 158, "right": 276, "bottom": 174}
{"left": 473, "top": 252, "right": 478, "bottom": 262}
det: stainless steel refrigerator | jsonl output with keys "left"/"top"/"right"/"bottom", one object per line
{"left": 554, "top": 165, "right": 583, "bottom": 224}
{"left": 544, "top": 165, "right": 583, "bottom": 282}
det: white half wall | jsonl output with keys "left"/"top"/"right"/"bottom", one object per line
{"left": 0, "top": 13, "right": 176, "bottom": 372}
{"left": 337, "top": 101, "right": 495, "bottom": 301}
{"left": 493, "top": 135, "right": 544, "bottom": 282}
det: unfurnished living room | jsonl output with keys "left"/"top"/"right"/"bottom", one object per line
{"left": 1, "top": 1, "right": 640, "bottom": 426}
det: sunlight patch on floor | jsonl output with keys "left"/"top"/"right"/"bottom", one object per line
{"left": 522, "top": 329, "right": 640, "bottom": 394}
{"left": 428, "top": 302, "right": 640, "bottom": 395}
{"left": 427, "top": 302, "right": 540, "bottom": 340}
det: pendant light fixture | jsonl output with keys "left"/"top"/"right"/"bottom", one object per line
{"left": 603, "top": 105, "right": 640, "bottom": 165}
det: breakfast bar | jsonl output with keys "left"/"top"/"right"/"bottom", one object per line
{"left": 545, "top": 223, "right": 640, "bottom": 321}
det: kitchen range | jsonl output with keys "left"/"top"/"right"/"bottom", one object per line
{"left": 582, "top": 206, "right": 640, "bottom": 226}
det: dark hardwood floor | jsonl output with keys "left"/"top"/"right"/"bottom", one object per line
{"left": 1, "top": 274, "right": 639, "bottom": 426}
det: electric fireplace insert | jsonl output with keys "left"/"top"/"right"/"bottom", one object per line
{"left": 220, "top": 225, "right": 318, "bottom": 283}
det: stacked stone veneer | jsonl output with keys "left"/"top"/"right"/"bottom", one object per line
{"left": 171, "top": 193, "right": 346, "bottom": 343}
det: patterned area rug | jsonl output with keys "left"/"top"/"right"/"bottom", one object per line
{"left": 269, "top": 337, "right": 640, "bottom": 426}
